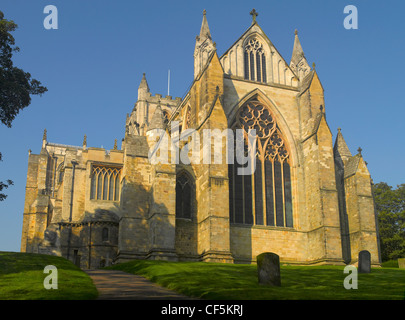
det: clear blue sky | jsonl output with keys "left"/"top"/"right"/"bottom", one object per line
{"left": 1, "top": 0, "right": 404, "bottom": 252}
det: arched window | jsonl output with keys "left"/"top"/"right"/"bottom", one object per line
{"left": 90, "top": 166, "right": 122, "bottom": 201}
{"left": 229, "top": 98, "right": 293, "bottom": 227}
{"left": 163, "top": 110, "right": 170, "bottom": 124}
{"left": 176, "top": 172, "right": 194, "bottom": 219}
{"left": 57, "top": 162, "right": 64, "bottom": 183}
{"left": 183, "top": 106, "right": 191, "bottom": 130}
{"left": 244, "top": 38, "right": 267, "bottom": 83}
{"left": 102, "top": 227, "right": 109, "bottom": 242}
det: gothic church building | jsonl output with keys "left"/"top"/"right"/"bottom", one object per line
{"left": 21, "top": 10, "right": 380, "bottom": 268}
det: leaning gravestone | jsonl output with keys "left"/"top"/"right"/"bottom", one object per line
{"left": 257, "top": 252, "right": 281, "bottom": 286}
{"left": 398, "top": 258, "right": 405, "bottom": 269}
{"left": 358, "top": 250, "right": 371, "bottom": 273}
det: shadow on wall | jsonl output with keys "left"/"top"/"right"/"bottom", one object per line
{"left": 36, "top": 207, "right": 120, "bottom": 269}
{"left": 117, "top": 176, "right": 178, "bottom": 262}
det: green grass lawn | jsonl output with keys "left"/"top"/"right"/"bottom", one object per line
{"left": 1, "top": 251, "right": 404, "bottom": 300}
{"left": 0, "top": 251, "right": 98, "bottom": 300}
{"left": 106, "top": 260, "right": 405, "bottom": 300}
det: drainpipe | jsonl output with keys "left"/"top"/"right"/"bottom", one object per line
{"left": 88, "top": 222, "right": 92, "bottom": 269}
{"left": 66, "top": 160, "right": 78, "bottom": 261}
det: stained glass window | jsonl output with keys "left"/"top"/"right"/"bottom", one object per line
{"left": 229, "top": 98, "right": 293, "bottom": 228}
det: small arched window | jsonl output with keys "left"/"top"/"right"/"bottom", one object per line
{"left": 57, "top": 162, "right": 64, "bottom": 183}
{"left": 244, "top": 38, "right": 267, "bottom": 83}
{"left": 102, "top": 227, "right": 109, "bottom": 242}
{"left": 176, "top": 172, "right": 194, "bottom": 219}
{"left": 163, "top": 110, "right": 170, "bottom": 124}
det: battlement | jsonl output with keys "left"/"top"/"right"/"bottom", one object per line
{"left": 139, "top": 92, "right": 182, "bottom": 107}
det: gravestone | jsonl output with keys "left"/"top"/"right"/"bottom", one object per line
{"left": 398, "top": 258, "right": 405, "bottom": 269}
{"left": 257, "top": 252, "right": 281, "bottom": 286}
{"left": 358, "top": 250, "right": 371, "bottom": 273}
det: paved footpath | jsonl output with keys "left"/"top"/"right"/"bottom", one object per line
{"left": 86, "top": 269, "right": 192, "bottom": 300}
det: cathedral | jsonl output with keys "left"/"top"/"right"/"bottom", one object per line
{"left": 21, "top": 10, "right": 381, "bottom": 268}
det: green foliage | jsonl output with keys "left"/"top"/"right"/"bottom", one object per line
{"left": 0, "top": 252, "right": 98, "bottom": 300}
{"left": 0, "top": 11, "right": 47, "bottom": 127}
{"left": 381, "top": 260, "right": 399, "bottom": 268}
{"left": 373, "top": 182, "right": 405, "bottom": 261}
{"left": 0, "top": 11, "right": 47, "bottom": 201}
{"left": 106, "top": 260, "right": 405, "bottom": 300}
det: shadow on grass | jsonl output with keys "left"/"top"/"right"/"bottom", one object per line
{"left": 106, "top": 260, "right": 405, "bottom": 300}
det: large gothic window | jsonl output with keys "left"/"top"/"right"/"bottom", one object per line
{"left": 244, "top": 38, "right": 267, "bottom": 83}
{"left": 90, "top": 166, "right": 121, "bottom": 201}
{"left": 176, "top": 172, "right": 194, "bottom": 219}
{"left": 229, "top": 98, "right": 293, "bottom": 227}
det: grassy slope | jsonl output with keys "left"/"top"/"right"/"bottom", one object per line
{"left": 106, "top": 260, "right": 405, "bottom": 300}
{"left": 0, "top": 252, "right": 98, "bottom": 300}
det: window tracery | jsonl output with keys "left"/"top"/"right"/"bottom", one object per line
{"left": 229, "top": 98, "right": 293, "bottom": 227}
{"left": 176, "top": 171, "right": 194, "bottom": 219}
{"left": 244, "top": 38, "right": 267, "bottom": 83}
{"left": 90, "top": 166, "right": 121, "bottom": 201}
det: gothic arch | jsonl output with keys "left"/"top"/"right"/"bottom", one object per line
{"left": 175, "top": 170, "right": 196, "bottom": 220}
{"left": 241, "top": 32, "right": 271, "bottom": 56}
{"left": 227, "top": 89, "right": 298, "bottom": 168}
{"left": 227, "top": 90, "right": 298, "bottom": 228}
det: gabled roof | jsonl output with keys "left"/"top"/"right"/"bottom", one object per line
{"left": 301, "top": 110, "right": 332, "bottom": 143}
{"left": 219, "top": 21, "right": 296, "bottom": 79}
{"left": 344, "top": 154, "right": 361, "bottom": 179}
{"left": 298, "top": 68, "right": 324, "bottom": 96}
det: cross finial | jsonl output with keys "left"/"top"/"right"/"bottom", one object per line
{"left": 203, "top": 9, "right": 206, "bottom": 16}
{"left": 358, "top": 147, "right": 362, "bottom": 155}
{"left": 250, "top": 8, "right": 258, "bottom": 24}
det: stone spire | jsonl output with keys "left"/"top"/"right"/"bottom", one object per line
{"left": 194, "top": 10, "right": 216, "bottom": 78}
{"left": 334, "top": 128, "right": 352, "bottom": 164}
{"left": 199, "top": 9, "right": 211, "bottom": 40}
{"left": 138, "top": 73, "right": 150, "bottom": 100}
{"left": 147, "top": 102, "right": 165, "bottom": 132}
{"left": 290, "top": 29, "right": 311, "bottom": 79}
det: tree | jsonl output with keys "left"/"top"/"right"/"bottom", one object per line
{"left": 373, "top": 182, "right": 405, "bottom": 261}
{"left": 0, "top": 10, "right": 47, "bottom": 201}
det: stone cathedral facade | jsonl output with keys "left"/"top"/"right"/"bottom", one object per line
{"left": 21, "top": 10, "right": 381, "bottom": 269}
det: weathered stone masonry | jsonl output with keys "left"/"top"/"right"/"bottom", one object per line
{"left": 21, "top": 10, "right": 380, "bottom": 268}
